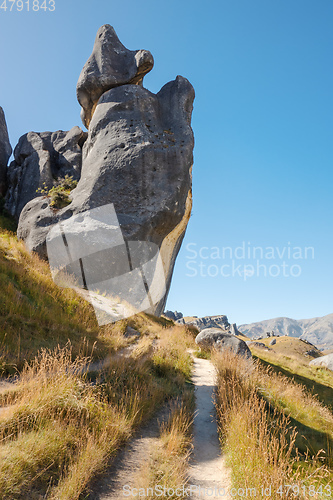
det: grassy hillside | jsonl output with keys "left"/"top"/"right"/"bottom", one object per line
{"left": 214, "top": 350, "right": 333, "bottom": 499}
{"left": 0, "top": 213, "right": 197, "bottom": 498}
{"left": 3, "top": 212, "right": 333, "bottom": 499}
{"left": 250, "top": 335, "right": 322, "bottom": 361}
{"left": 0, "top": 214, "right": 178, "bottom": 374}
{"left": 249, "top": 336, "right": 333, "bottom": 410}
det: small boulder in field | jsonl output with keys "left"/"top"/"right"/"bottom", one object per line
{"left": 269, "top": 339, "right": 277, "bottom": 346}
{"left": 309, "top": 353, "right": 333, "bottom": 371}
{"left": 195, "top": 328, "right": 252, "bottom": 359}
{"left": 248, "top": 341, "right": 265, "bottom": 348}
{"left": 125, "top": 326, "right": 140, "bottom": 337}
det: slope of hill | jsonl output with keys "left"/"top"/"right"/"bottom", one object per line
{"left": 0, "top": 213, "right": 174, "bottom": 373}
{"left": 0, "top": 212, "right": 197, "bottom": 498}
{"left": 239, "top": 313, "right": 333, "bottom": 350}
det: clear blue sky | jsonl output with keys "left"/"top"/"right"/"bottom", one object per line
{"left": 0, "top": 0, "right": 332, "bottom": 325}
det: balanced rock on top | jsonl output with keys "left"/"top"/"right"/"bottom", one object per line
{"left": 77, "top": 24, "right": 154, "bottom": 129}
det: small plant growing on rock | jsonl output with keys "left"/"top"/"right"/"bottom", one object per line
{"left": 37, "top": 175, "right": 78, "bottom": 209}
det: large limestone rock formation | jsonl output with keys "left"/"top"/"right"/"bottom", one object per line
{"left": 0, "top": 107, "right": 12, "bottom": 196}
{"left": 5, "top": 127, "right": 87, "bottom": 219}
{"left": 17, "top": 24, "right": 194, "bottom": 317}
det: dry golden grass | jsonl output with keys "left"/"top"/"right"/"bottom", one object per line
{"left": 134, "top": 394, "right": 194, "bottom": 498}
{"left": 214, "top": 350, "right": 333, "bottom": 499}
{"left": 250, "top": 336, "right": 322, "bottom": 361}
{"left": 0, "top": 215, "right": 186, "bottom": 375}
{"left": 0, "top": 226, "right": 139, "bottom": 373}
{"left": 251, "top": 342, "right": 333, "bottom": 411}
{"left": 0, "top": 320, "right": 195, "bottom": 499}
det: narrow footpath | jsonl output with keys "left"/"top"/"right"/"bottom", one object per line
{"left": 189, "top": 356, "right": 232, "bottom": 499}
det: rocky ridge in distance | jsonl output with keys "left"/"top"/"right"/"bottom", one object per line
{"left": 239, "top": 313, "right": 333, "bottom": 350}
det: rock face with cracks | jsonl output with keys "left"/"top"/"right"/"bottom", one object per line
{"left": 5, "top": 127, "right": 87, "bottom": 219}
{"left": 0, "top": 107, "right": 12, "bottom": 197}
{"left": 17, "top": 24, "right": 194, "bottom": 317}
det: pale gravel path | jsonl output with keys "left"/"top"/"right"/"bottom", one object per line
{"left": 189, "top": 356, "right": 232, "bottom": 499}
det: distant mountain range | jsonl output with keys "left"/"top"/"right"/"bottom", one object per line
{"left": 239, "top": 313, "right": 333, "bottom": 350}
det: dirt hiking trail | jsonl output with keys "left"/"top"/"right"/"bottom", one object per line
{"left": 88, "top": 354, "right": 232, "bottom": 499}
{"left": 189, "top": 356, "right": 232, "bottom": 499}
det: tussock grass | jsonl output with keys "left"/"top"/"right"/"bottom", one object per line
{"left": 0, "top": 324, "right": 195, "bottom": 499}
{"left": 0, "top": 213, "right": 197, "bottom": 498}
{"left": 251, "top": 346, "right": 333, "bottom": 410}
{"left": 214, "top": 350, "right": 333, "bottom": 498}
{"left": 0, "top": 215, "right": 187, "bottom": 374}
{"left": 0, "top": 224, "right": 131, "bottom": 374}
{"left": 0, "top": 346, "right": 129, "bottom": 499}
{"left": 134, "top": 394, "right": 194, "bottom": 498}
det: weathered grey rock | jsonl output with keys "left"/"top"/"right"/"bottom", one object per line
{"left": 269, "top": 338, "right": 277, "bottom": 346}
{"left": 18, "top": 79, "right": 194, "bottom": 315}
{"left": 230, "top": 323, "right": 241, "bottom": 336}
{"left": 248, "top": 341, "right": 267, "bottom": 348}
{"left": 0, "top": 107, "right": 12, "bottom": 196}
{"left": 305, "top": 349, "right": 319, "bottom": 357}
{"left": 5, "top": 127, "right": 87, "bottom": 219}
{"left": 17, "top": 197, "right": 59, "bottom": 259}
{"left": 125, "top": 326, "right": 140, "bottom": 337}
{"left": 164, "top": 310, "right": 184, "bottom": 321}
{"left": 77, "top": 24, "right": 154, "bottom": 129}
{"left": 309, "top": 353, "right": 333, "bottom": 371}
{"left": 196, "top": 328, "right": 252, "bottom": 359}
{"left": 17, "top": 26, "right": 194, "bottom": 318}
{"left": 177, "top": 315, "right": 230, "bottom": 332}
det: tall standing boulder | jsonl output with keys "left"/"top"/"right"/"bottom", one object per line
{"left": 0, "top": 107, "right": 12, "bottom": 197}
{"left": 17, "top": 25, "right": 194, "bottom": 317}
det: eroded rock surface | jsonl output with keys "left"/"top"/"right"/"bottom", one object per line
{"left": 77, "top": 24, "right": 154, "bottom": 129}
{"left": 5, "top": 127, "right": 87, "bottom": 219}
{"left": 196, "top": 328, "right": 252, "bottom": 359}
{"left": 177, "top": 314, "right": 231, "bottom": 332}
{"left": 0, "top": 107, "right": 12, "bottom": 196}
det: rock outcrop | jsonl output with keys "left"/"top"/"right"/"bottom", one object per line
{"left": 77, "top": 24, "right": 154, "bottom": 129}
{"left": 0, "top": 107, "right": 12, "bottom": 197}
{"left": 5, "top": 127, "right": 87, "bottom": 219}
{"left": 196, "top": 328, "right": 252, "bottom": 359}
{"left": 177, "top": 314, "right": 232, "bottom": 332}
{"left": 16, "top": 25, "right": 194, "bottom": 318}
{"left": 309, "top": 353, "right": 333, "bottom": 371}
{"left": 163, "top": 310, "right": 184, "bottom": 321}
